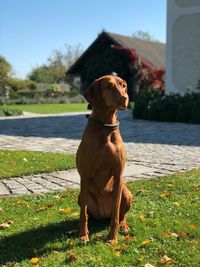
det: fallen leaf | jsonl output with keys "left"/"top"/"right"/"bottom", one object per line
{"left": 167, "top": 183, "right": 175, "bottom": 187}
{"left": 124, "top": 234, "right": 135, "bottom": 241}
{"left": 160, "top": 255, "right": 175, "bottom": 264}
{"left": 23, "top": 157, "right": 28, "bottom": 162}
{"left": 37, "top": 204, "right": 53, "bottom": 212}
{"left": 162, "top": 231, "right": 186, "bottom": 238}
{"left": 67, "top": 251, "right": 78, "bottom": 262}
{"left": 52, "top": 250, "right": 59, "bottom": 254}
{"left": 139, "top": 215, "right": 145, "bottom": 221}
{"left": 30, "top": 257, "right": 42, "bottom": 264}
{"left": 59, "top": 208, "right": 71, "bottom": 214}
{"left": 144, "top": 264, "right": 155, "bottom": 267}
{"left": 141, "top": 239, "right": 152, "bottom": 247}
{"left": 172, "top": 201, "right": 180, "bottom": 207}
{"left": 170, "top": 232, "right": 178, "bottom": 238}
{"left": 115, "top": 252, "right": 121, "bottom": 257}
{"left": 177, "top": 231, "right": 186, "bottom": 238}
{"left": 136, "top": 189, "right": 150, "bottom": 196}
{"left": 162, "top": 231, "right": 171, "bottom": 238}
{"left": 190, "top": 224, "right": 196, "bottom": 229}
{"left": 114, "top": 243, "right": 127, "bottom": 252}
{"left": 192, "top": 184, "right": 199, "bottom": 190}
{"left": 159, "top": 193, "right": 172, "bottom": 198}
{"left": 16, "top": 200, "right": 23, "bottom": 205}
{"left": 0, "top": 220, "right": 13, "bottom": 229}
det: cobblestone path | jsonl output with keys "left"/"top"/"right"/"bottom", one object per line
{"left": 0, "top": 110, "right": 200, "bottom": 196}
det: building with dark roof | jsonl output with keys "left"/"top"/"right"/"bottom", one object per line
{"left": 67, "top": 31, "right": 165, "bottom": 93}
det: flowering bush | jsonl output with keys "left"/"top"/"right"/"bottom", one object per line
{"left": 111, "top": 45, "right": 165, "bottom": 98}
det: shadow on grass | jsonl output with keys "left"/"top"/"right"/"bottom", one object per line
{"left": 0, "top": 217, "right": 109, "bottom": 265}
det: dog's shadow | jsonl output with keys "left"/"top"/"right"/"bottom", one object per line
{"left": 0, "top": 218, "right": 110, "bottom": 265}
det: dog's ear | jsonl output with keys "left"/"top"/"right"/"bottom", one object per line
{"left": 84, "top": 79, "right": 100, "bottom": 106}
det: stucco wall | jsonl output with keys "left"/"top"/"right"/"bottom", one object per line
{"left": 166, "top": 0, "right": 200, "bottom": 94}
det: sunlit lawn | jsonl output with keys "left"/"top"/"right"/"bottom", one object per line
{"left": 9, "top": 103, "right": 88, "bottom": 114}
{"left": 0, "top": 169, "right": 200, "bottom": 266}
{"left": 0, "top": 150, "right": 76, "bottom": 179}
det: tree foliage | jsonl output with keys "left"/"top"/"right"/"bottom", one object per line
{"left": 0, "top": 56, "right": 12, "bottom": 93}
{"left": 28, "top": 44, "right": 83, "bottom": 83}
{"left": 132, "top": 30, "right": 160, "bottom": 42}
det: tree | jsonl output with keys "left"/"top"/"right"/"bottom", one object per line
{"left": 63, "top": 44, "right": 83, "bottom": 70}
{"left": 28, "top": 64, "right": 66, "bottom": 84}
{"left": 0, "top": 56, "right": 12, "bottom": 94}
{"left": 28, "top": 44, "right": 83, "bottom": 83}
{"left": 132, "top": 30, "right": 160, "bottom": 42}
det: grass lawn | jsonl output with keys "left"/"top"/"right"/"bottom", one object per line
{"left": 0, "top": 169, "right": 200, "bottom": 266}
{"left": 9, "top": 103, "right": 88, "bottom": 114}
{"left": 0, "top": 150, "right": 76, "bottom": 179}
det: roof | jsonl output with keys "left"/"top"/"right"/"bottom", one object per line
{"left": 67, "top": 31, "right": 165, "bottom": 74}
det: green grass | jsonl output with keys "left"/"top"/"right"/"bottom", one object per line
{"left": 0, "top": 169, "right": 200, "bottom": 266}
{"left": 0, "top": 150, "right": 76, "bottom": 179}
{"left": 9, "top": 103, "right": 88, "bottom": 114}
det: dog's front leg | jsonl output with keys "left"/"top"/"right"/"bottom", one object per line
{"left": 79, "top": 178, "right": 89, "bottom": 243}
{"left": 107, "top": 175, "right": 123, "bottom": 243}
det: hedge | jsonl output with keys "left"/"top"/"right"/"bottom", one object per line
{"left": 132, "top": 90, "right": 200, "bottom": 124}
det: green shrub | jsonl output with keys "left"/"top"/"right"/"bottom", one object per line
{"left": 0, "top": 109, "right": 5, "bottom": 116}
{"left": 132, "top": 97, "right": 148, "bottom": 119}
{"left": 132, "top": 89, "right": 163, "bottom": 119}
{"left": 133, "top": 91, "right": 200, "bottom": 124}
{"left": 159, "top": 95, "right": 179, "bottom": 122}
{"left": 191, "top": 99, "right": 200, "bottom": 123}
{"left": 144, "top": 95, "right": 178, "bottom": 122}
{"left": 0, "top": 105, "right": 23, "bottom": 116}
{"left": 145, "top": 100, "right": 161, "bottom": 121}
{"left": 176, "top": 101, "right": 193, "bottom": 123}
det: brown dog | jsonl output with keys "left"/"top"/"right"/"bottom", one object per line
{"left": 76, "top": 75, "right": 132, "bottom": 243}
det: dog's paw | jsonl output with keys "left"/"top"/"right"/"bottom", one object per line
{"left": 120, "top": 223, "right": 129, "bottom": 233}
{"left": 79, "top": 234, "right": 89, "bottom": 243}
{"left": 107, "top": 232, "right": 118, "bottom": 244}
{"left": 106, "top": 237, "right": 118, "bottom": 244}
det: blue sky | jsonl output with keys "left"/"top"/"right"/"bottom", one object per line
{"left": 0, "top": 0, "right": 167, "bottom": 78}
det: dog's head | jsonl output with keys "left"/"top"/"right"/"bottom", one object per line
{"left": 84, "top": 75, "right": 129, "bottom": 110}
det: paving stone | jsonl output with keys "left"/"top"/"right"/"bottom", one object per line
{"left": 2, "top": 179, "right": 28, "bottom": 191}
{"left": 11, "top": 189, "right": 32, "bottom": 195}
{"left": 32, "top": 177, "right": 63, "bottom": 191}
{"left": 30, "top": 188, "right": 51, "bottom": 194}
{"left": 52, "top": 170, "right": 80, "bottom": 185}
{"left": 0, "top": 181, "right": 10, "bottom": 195}
{"left": 0, "top": 110, "right": 200, "bottom": 196}
{"left": 46, "top": 176, "right": 75, "bottom": 188}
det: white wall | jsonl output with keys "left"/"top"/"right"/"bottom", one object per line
{"left": 166, "top": 0, "right": 200, "bottom": 94}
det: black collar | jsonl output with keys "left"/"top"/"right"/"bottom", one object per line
{"left": 87, "top": 115, "right": 120, "bottom": 130}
